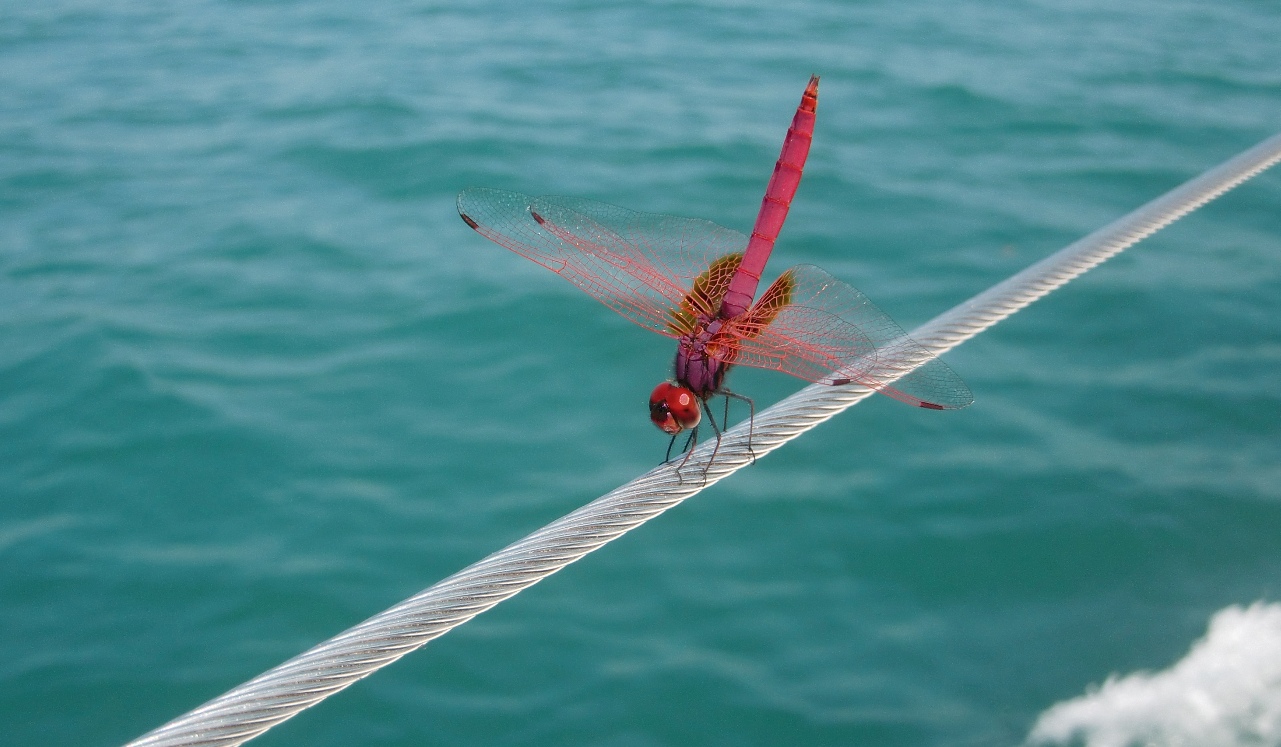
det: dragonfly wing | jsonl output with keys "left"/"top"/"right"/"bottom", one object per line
{"left": 458, "top": 188, "right": 750, "bottom": 337}
{"left": 527, "top": 195, "right": 755, "bottom": 331}
{"left": 720, "top": 264, "right": 974, "bottom": 410}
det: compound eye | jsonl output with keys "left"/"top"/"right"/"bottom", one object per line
{"left": 649, "top": 382, "right": 701, "bottom": 434}
{"left": 649, "top": 383, "right": 680, "bottom": 434}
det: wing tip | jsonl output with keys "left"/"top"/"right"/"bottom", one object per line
{"left": 459, "top": 212, "right": 479, "bottom": 230}
{"left": 827, "top": 377, "right": 975, "bottom": 411}
{"left": 916, "top": 393, "right": 975, "bottom": 411}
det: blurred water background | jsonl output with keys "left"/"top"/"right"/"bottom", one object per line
{"left": 2, "top": 1, "right": 1280, "bottom": 745}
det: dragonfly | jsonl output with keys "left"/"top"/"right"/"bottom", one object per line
{"left": 458, "top": 75, "right": 972, "bottom": 464}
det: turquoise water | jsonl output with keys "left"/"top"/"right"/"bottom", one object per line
{"left": 3, "top": 2, "right": 1280, "bottom": 745}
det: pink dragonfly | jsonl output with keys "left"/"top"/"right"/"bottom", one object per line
{"left": 458, "top": 76, "right": 972, "bottom": 462}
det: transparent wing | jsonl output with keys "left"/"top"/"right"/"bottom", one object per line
{"left": 457, "top": 188, "right": 750, "bottom": 337}
{"left": 720, "top": 264, "right": 974, "bottom": 409}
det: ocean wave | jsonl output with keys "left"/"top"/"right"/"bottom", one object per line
{"left": 1027, "top": 602, "right": 1281, "bottom": 747}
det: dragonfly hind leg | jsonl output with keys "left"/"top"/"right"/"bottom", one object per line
{"left": 699, "top": 397, "right": 726, "bottom": 471}
{"left": 719, "top": 390, "right": 757, "bottom": 465}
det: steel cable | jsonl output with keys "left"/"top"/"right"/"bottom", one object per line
{"left": 126, "top": 131, "right": 1281, "bottom": 747}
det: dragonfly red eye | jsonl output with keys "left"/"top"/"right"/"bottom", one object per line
{"left": 649, "top": 382, "right": 701, "bottom": 434}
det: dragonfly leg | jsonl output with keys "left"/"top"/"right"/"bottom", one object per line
{"left": 698, "top": 398, "right": 725, "bottom": 477}
{"left": 721, "top": 390, "right": 757, "bottom": 465}
{"left": 667, "top": 427, "right": 701, "bottom": 485}
{"left": 663, "top": 401, "right": 723, "bottom": 484}
{"left": 661, "top": 429, "right": 699, "bottom": 463}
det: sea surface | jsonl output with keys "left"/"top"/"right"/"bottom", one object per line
{"left": 3, "top": 2, "right": 1280, "bottom": 746}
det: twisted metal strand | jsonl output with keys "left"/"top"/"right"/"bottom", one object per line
{"left": 127, "top": 132, "right": 1281, "bottom": 747}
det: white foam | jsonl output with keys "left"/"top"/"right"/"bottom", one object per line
{"left": 1027, "top": 602, "right": 1281, "bottom": 747}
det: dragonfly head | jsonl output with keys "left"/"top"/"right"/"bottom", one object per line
{"left": 649, "top": 382, "right": 701, "bottom": 435}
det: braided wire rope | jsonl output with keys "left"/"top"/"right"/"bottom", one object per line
{"left": 127, "top": 132, "right": 1281, "bottom": 747}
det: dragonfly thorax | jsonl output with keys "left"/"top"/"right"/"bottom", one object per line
{"left": 673, "top": 319, "right": 732, "bottom": 399}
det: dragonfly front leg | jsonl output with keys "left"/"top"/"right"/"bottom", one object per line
{"left": 663, "top": 434, "right": 678, "bottom": 464}
{"left": 662, "top": 430, "right": 698, "bottom": 464}
{"left": 662, "top": 400, "right": 720, "bottom": 485}
{"left": 663, "top": 427, "right": 704, "bottom": 486}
